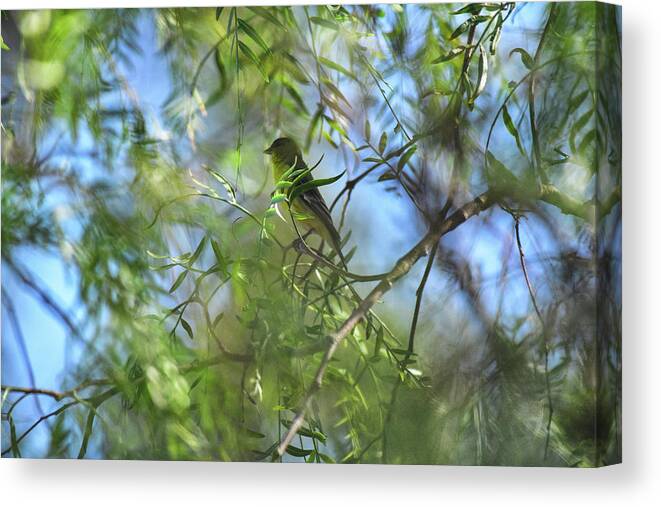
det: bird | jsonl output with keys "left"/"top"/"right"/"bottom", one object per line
{"left": 264, "top": 137, "right": 346, "bottom": 266}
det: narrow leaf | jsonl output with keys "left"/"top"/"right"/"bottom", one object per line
{"left": 431, "top": 46, "right": 466, "bottom": 64}
{"left": 510, "top": 48, "right": 535, "bottom": 69}
{"left": 238, "top": 18, "right": 272, "bottom": 55}
{"left": 77, "top": 409, "right": 96, "bottom": 459}
{"left": 290, "top": 171, "right": 345, "bottom": 201}
{"left": 181, "top": 318, "right": 194, "bottom": 340}
{"left": 248, "top": 7, "right": 286, "bottom": 29}
{"left": 378, "top": 131, "right": 388, "bottom": 153}
{"left": 319, "top": 57, "right": 356, "bottom": 80}
{"left": 397, "top": 146, "right": 417, "bottom": 172}
{"left": 502, "top": 105, "right": 526, "bottom": 155}
{"left": 474, "top": 44, "right": 489, "bottom": 99}
{"left": 169, "top": 270, "right": 188, "bottom": 293}
{"left": 238, "top": 41, "right": 269, "bottom": 82}
{"left": 310, "top": 16, "right": 339, "bottom": 31}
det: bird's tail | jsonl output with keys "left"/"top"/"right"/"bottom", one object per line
{"left": 320, "top": 223, "right": 347, "bottom": 270}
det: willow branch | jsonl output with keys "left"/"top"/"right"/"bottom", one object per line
{"left": 277, "top": 191, "right": 496, "bottom": 455}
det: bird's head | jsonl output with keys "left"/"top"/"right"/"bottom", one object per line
{"left": 264, "top": 137, "right": 303, "bottom": 170}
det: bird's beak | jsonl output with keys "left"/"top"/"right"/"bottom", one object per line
{"left": 264, "top": 146, "right": 273, "bottom": 154}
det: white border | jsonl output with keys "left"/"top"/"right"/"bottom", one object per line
{"left": 3, "top": 1, "right": 661, "bottom": 507}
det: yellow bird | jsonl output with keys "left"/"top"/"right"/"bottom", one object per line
{"left": 264, "top": 137, "right": 345, "bottom": 265}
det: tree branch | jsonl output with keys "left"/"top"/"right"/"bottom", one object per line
{"left": 277, "top": 190, "right": 496, "bottom": 455}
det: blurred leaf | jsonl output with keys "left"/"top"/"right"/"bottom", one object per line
{"left": 378, "top": 131, "right": 388, "bottom": 153}
{"left": 181, "top": 318, "right": 194, "bottom": 340}
{"left": 451, "top": 4, "right": 483, "bottom": 15}
{"left": 188, "top": 237, "right": 206, "bottom": 266}
{"left": 431, "top": 46, "right": 466, "bottom": 64}
{"left": 510, "top": 48, "right": 535, "bottom": 69}
{"left": 169, "top": 270, "right": 188, "bottom": 293}
{"left": 286, "top": 445, "right": 313, "bottom": 457}
{"left": 502, "top": 105, "right": 526, "bottom": 156}
{"left": 319, "top": 57, "right": 356, "bottom": 81}
{"left": 310, "top": 16, "right": 339, "bottom": 31}
{"left": 474, "top": 44, "right": 489, "bottom": 99}
{"left": 238, "top": 18, "right": 272, "bottom": 55}
{"left": 397, "top": 146, "right": 417, "bottom": 172}
{"left": 238, "top": 41, "right": 269, "bottom": 82}
{"left": 289, "top": 171, "right": 345, "bottom": 202}
{"left": 248, "top": 7, "right": 286, "bottom": 29}
{"left": 77, "top": 409, "right": 96, "bottom": 459}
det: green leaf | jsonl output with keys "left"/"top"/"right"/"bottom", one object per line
{"left": 289, "top": 171, "right": 346, "bottom": 202}
{"left": 305, "top": 107, "right": 323, "bottom": 149}
{"left": 215, "top": 7, "right": 224, "bottom": 21}
{"left": 251, "top": 442, "right": 278, "bottom": 461}
{"left": 318, "top": 56, "right": 356, "bottom": 81}
{"left": 248, "top": 7, "right": 286, "bottom": 29}
{"left": 390, "top": 348, "right": 415, "bottom": 355}
{"left": 364, "top": 119, "right": 371, "bottom": 141}
{"left": 502, "top": 105, "right": 526, "bottom": 156}
{"left": 181, "top": 318, "right": 194, "bottom": 340}
{"left": 322, "top": 78, "right": 351, "bottom": 107}
{"left": 450, "top": 15, "right": 489, "bottom": 40}
{"left": 212, "top": 312, "right": 225, "bottom": 328}
{"left": 510, "top": 48, "right": 535, "bottom": 70}
{"left": 238, "top": 18, "right": 272, "bottom": 55}
{"left": 188, "top": 237, "right": 206, "bottom": 266}
{"left": 0, "top": 35, "right": 9, "bottom": 51}
{"left": 207, "top": 168, "right": 237, "bottom": 202}
{"left": 169, "top": 270, "right": 188, "bottom": 293}
{"left": 9, "top": 416, "right": 21, "bottom": 457}
{"left": 397, "top": 146, "right": 417, "bottom": 172}
{"left": 296, "top": 426, "right": 328, "bottom": 443}
{"left": 283, "top": 83, "right": 309, "bottom": 114}
{"left": 489, "top": 16, "right": 503, "bottom": 55}
{"left": 577, "top": 128, "right": 597, "bottom": 156}
{"left": 474, "top": 44, "right": 488, "bottom": 99}
{"left": 450, "top": 18, "right": 472, "bottom": 40}
{"left": 238, "top": 41, "right": 269, "bottom": 82}
{"left": 486, "top": 151, "right": 519, "bottom": 190}
{"left": 451, "top": 4, "right": 483, "bottom": 15}
{"left": 570, "top": 108, "right": 594, "bottom": 152}
{"left": 77, "top": 409, "right": 96, "bottom": 459}
{"left": 568, "top": 89, "right": 590, "bottom": 114}
{"left": 271, "top": 193, "right": 287, "bottom": 205}
{"left": 378, "top": 170, "right": 397, "bottom": 182}
{"left": 210, "top": 239, "right": 225, "bottom": 266}
{"left": 285, "top": 445, "right": 314, "bottom": 457}
{"left": 431, "top": 46, "right": 466, "bottom": 64}
{"left": 243, "top": 428, "right": 266, "bottom": 439}
{"left": 378, "top": 131, "right": 388, "bottom": 153}
{"left": 310, "top": 16, "right": 339, "bottom": 31}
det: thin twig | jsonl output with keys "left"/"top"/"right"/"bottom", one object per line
{"left": 514, "top": 216, "right": 553, "bottom": 460}
{"left": 3, "top": 256, "right": 82, "bottom": 342}
{"left": 406, "top": 242, "right": 440, "bottom": 356}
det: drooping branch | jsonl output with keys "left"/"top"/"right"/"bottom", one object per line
{"left": 277, "top": 190, "right": 497, "bottom": 455}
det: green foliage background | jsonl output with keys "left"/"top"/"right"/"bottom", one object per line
{"left": 1, "top": 2, "right": 621, "bottom": 466}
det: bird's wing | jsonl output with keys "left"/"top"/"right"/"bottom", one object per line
{"left": 296, "top": 173, "right": 342, "bottom": 250}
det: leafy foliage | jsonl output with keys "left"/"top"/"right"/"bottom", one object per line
{"left": 1, "top": 2, "right": 620, "bottom": 466}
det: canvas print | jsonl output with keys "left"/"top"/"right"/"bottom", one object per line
{"left": 1, "top": 2, "right": 621, "bottom": 466}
